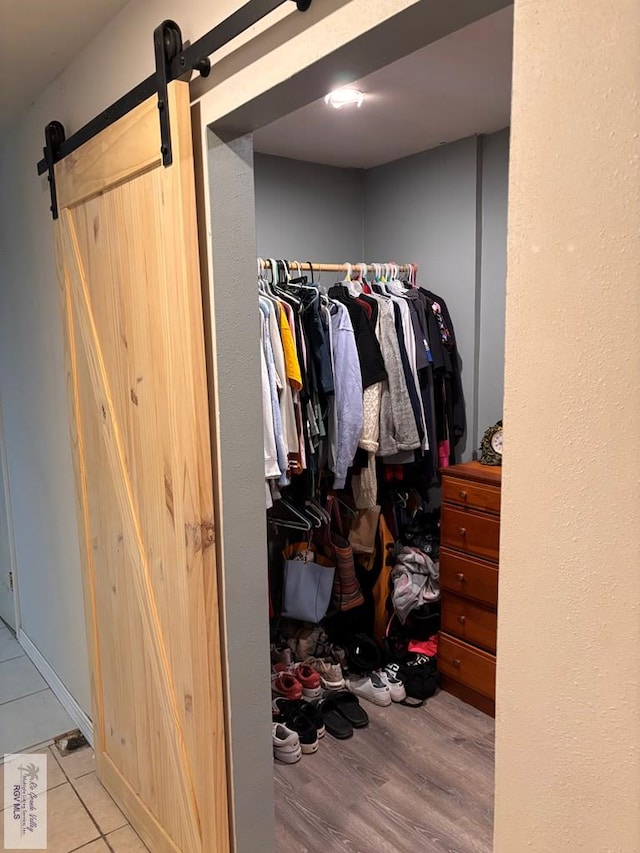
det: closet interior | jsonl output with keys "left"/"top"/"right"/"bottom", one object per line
{"left": 251, "top": 6, "right": 512, "bottom": 849}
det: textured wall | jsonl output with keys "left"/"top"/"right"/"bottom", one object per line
{"left": 254, "top": 154, "right": 364, "bottom": 260}
{"left": 494, "top": 1, "right": 640, "bottom": 851}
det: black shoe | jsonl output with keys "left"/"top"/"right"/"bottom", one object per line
{"left": 272, "top": 697, "right": 325, "bottom": 738}
{"left": 287, "top": 713, "right": 319, "bottom": 754}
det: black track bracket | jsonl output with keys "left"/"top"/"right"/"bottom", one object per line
{"left": 154, "top": 20, "right": 182, "bottom": 166}
{"left": 42, "top": 121, "right": 66, "bottom": 220}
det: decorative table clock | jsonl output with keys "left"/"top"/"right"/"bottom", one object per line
{"left": 480, "top": 420, "right": 503, "bottom": 466}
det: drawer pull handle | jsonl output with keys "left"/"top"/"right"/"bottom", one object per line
{"left": 457, "top": 615, "right": 466, "bottom": 625}
{"left": 459, "top": 490, "right": 467, "bottom": 500}
{"left": 458, "top": 527, "right": 467, "bottom": 537}
{"left": 453, "top": 659, "right": 461, "bottom": 668}
{"left": 456, "top": 572, "right": 466, "bottom": 583}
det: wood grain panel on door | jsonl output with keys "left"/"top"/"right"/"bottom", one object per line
{"left": 53, "top": 81, "right": 229, "bottom": 853}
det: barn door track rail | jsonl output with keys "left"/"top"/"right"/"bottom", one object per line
{"left": 37, "top": 0, "right": 313, "bottom": 218}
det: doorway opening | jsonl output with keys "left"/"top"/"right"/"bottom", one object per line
{"left": 206, "top": 4, "right": 512, "bottom": 850}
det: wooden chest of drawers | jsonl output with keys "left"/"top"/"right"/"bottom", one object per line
{"left": 439, "top": 461, "right": 501, "bottom": 717}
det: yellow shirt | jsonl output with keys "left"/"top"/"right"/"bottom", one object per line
{"left": 279, "top": 307, "right": 302, "bottom": 391}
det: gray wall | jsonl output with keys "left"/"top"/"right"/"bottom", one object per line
{"left": 478, "top": 128, "right": 509, "bottom": 435}
{"left": 254, "top": 154, "right": 364, "bottom": 261}
{"left": 0, "top": 135, "right": 91, "bottom": 710}
{"left": 363, "top": 137, "right": 479, "bottom": 458}
{"left": 207, "top": 133, "right": 275, "bottom": 853}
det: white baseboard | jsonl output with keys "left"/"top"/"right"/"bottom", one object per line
{"left": 18, "top": 629, "right": 93, "bottom": 747}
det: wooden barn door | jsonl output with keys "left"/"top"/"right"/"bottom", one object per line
{"left": 53, "top": 81, "right": 230, "bottom": 853}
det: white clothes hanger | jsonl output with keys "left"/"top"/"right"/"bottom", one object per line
{"left": 258, "top": 256, "right": 275, "bottom": 296}
{"left": 387, "top": 262, "right": 406, "bottom": 296}
{"left": 342, "top": 261, "right": 362, "bottom": 297}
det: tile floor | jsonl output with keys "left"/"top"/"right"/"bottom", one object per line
{"left": 1, "top": 743, "right": 150, "bottom": 851}
{"left": 0, "top": 623, "right": 75, "bottom": 755}
{"left": 0, "top": 622, "right": 149, "bottom": 851}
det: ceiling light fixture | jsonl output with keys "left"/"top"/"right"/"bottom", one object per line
{"left": 324, "top": 87, "right": 364, "bottom": 110}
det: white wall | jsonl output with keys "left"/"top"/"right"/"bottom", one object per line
{"left": 494, "top": 0, "right": 640, "bottom": 849}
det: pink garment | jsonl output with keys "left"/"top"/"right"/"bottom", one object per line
{"left": 438, "top": 439, "right": 450, "bottom": 469}
{"left": 408, "top": 635, "right": 439, "bottom": 657}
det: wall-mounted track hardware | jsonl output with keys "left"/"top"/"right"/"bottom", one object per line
{"left": 37, "top": 0, "right": 314, "bottom": 218}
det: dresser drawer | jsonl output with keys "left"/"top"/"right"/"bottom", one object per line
{"left": 442, "top": 477, "right": 500, "bottom": 515}
{"left": 438, "top": 634, "right": 496, "bottom": 699}
{"left": 440, "top": 548, "right": 499, "bottom": 607}
{"left": 441, "top": 506, "right": 500, "bottom": 562}
{"left": 441, "top": 593, "right": 497, "bottom": 653}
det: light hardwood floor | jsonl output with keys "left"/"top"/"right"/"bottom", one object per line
{"left": 274, "top": 690, "right": 494, "bottom": 853}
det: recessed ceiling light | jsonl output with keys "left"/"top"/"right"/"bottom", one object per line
{"left": 324, "top": 87, "right": 364, "bottom": 110}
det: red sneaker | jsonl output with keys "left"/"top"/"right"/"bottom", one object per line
{"left": 293, "top": 664, "right": 322, "bottom": 700}
{"left": 271, "top": 671, "right": 303, "bottom": 701}
{"left": 274, "top": 663, "right": 322, "bottom": 700}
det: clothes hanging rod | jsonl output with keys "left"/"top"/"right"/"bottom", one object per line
{"left": 261, "top": 260, "right": 418, "bottom": 274}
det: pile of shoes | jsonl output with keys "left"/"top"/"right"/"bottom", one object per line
{"left": 271, "top": 640, "right": 347, "bottom": 697}
{"left": 270, "top": 642, "right": 367, "bottom": 763}
{"left": 270, "top": 631, "right": 438, "bottom": 764}
{"left": 272, "top": 689, "right": 370, "bottom": 761}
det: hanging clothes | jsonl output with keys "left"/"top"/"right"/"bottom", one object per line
{"left": 328, "top": 302, "right": 364, "bottom": 489}
{"left": 419, "top": 289, "right": 466, "bottom": 466}
{"left": 259, "top": 300, "right": 288, "bottom": 487}
{"left": 258, "top": 260, "right": 466, "bottom": 507}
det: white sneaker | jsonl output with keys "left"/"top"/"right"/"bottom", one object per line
{"left": 272, "top": 722, "right": 302, "bottom": 764}
{"left": 346, "top": 673, "right": 392, "bottom": 707}
{"left": 304, "top": 656, "right": 346, "bottom": 692}
{"left": 376, "top": 666, "right": 407, "bottom": 703}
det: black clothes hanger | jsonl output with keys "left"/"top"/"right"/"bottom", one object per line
{"left": 288, "top": 259, "right": 309, "bottom": 286}
{"left": 268, "top": 498, "right": 324, "bottom": 533}
{"left": 268, "top": 498, "right": 315, "bottom": 532}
